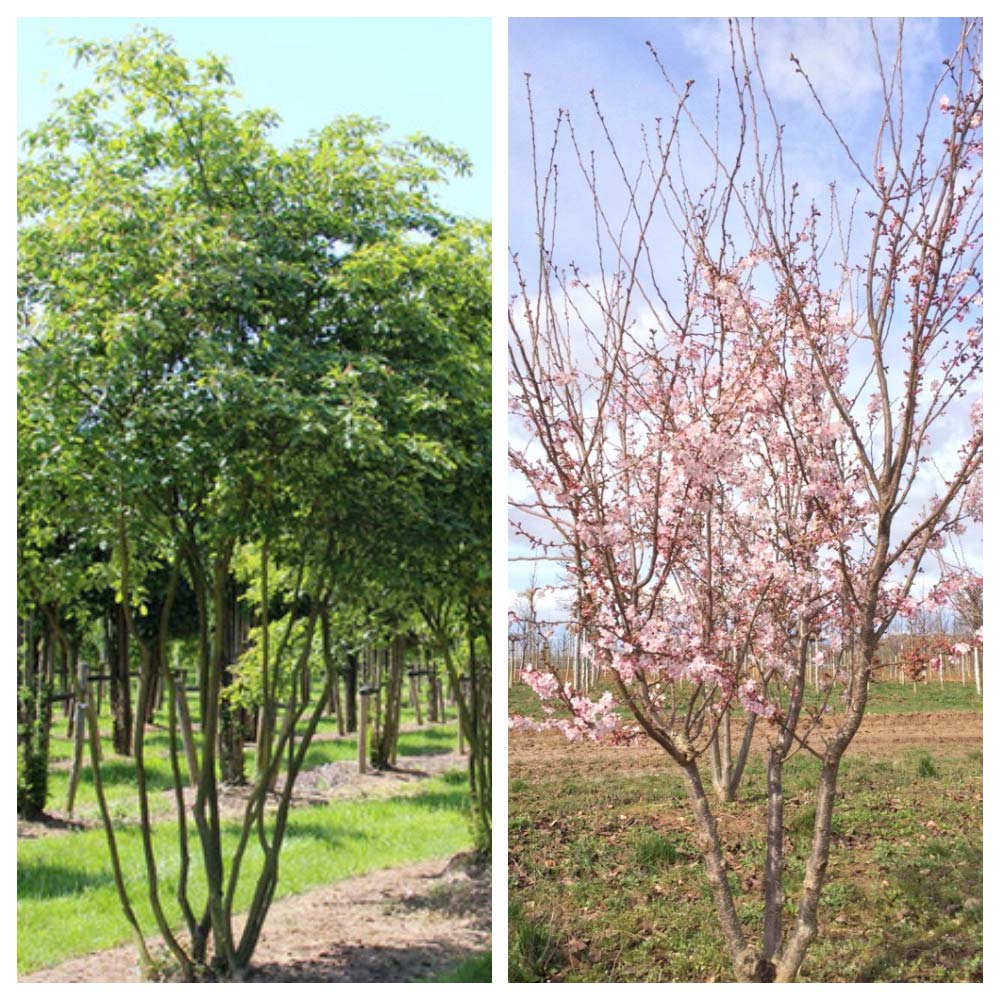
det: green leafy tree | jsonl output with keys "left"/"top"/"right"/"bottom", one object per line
{"left": 18, "top": 28, "right": 490, "bottom": 979}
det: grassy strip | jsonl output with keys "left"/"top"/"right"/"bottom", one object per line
{"left": 509, "top": 677, "right": 982, "bottom": 722}
{"left": 43, "top": 721, "right": 459, "bottom": 824}
{"left": 18, "top": 772, "right": 473, "bottom": 974}
{"left": 45, "top": 697, "right": 443, "bottom": 775}
{"left": 509, "top": 746, "right": 982, "bottom": 982}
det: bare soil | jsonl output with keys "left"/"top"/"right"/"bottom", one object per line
{"left": 509, "top": 710, "right": 982, "bottom": 781}
{"left": 19, "top": 855, "right": 490, "bottom": 983}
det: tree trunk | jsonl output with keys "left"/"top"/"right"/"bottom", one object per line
{"left": 409, "top": 670, "right": 423, "bottom": 727}
{"left": 18, "top": 618, "right": 53, "bottom": 818}
{"left": 427, "top": 661, "right": 440, "bottom": 723}
{"left": 66, "top": 661, "right": 89, "bottom": 816}
{"left": 773, "top": 759, "right": 839, "bottom": 981}
{"left": 681, "top": 760, "right": 762, "bottom": 981}
{"left": 344, "top": 652, "right": 358, "bottom": 732}
{"left": 374, "top": 636, "right": 405, "bottom": 769}
{"left": 107, "top": 604, "right": 133, "bottom": 756}
{"left": 218, "top": 577, "right": 246, "bottom": 786}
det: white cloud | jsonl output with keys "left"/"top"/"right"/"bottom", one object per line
{"left": 680, "top": 18, "right": 942, "bottom": 119}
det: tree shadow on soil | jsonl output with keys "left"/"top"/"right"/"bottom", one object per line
{"left": 385, "top": 862, "right": 491, "bottom": 931}
{"left": 246, "top": 940, "right": 484, "bottom": 983}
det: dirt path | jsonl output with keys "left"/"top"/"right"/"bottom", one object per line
{"left": 509, "top": 710, "right": 982, "bottom": 780}
{"left": 19, "top": 855, "right": 490, "bottom": 983}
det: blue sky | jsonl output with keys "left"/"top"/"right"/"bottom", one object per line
{"left": 508, "top": 16, "right": 963, "bottom": 265}
{"left": 18, "top": 17, "right": 491, "bottom": 221}
{"left": 507, "top": 17, "right": 982, "bottom": 611}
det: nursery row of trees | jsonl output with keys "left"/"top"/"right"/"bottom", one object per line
{"left": 18, "top": 29, "right": 490, "bottom": 981}
{"left": 509, "top": 563, "right": 983, "bottom": 692}
{"left": 509, "top": 19, "right": 981, "bottom": 983}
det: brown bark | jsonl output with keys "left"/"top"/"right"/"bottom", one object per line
{"left": 106, "top": 604, "right": 132, "bottom": 756}
{"left": 374, "top": 636, "right": 405, "bottom": 769}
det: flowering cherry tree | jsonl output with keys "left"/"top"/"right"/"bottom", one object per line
{"left": 509, "top": 18, "right": 981, "bottom": 982}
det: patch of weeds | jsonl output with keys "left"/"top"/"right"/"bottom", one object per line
{"left": 788, "top": 803, "right": 844, "bottom": 838}
{"left": 916, "top": 754, "right": 938, "bottom": 778}
{"left": 509, "top": 814, "right": 532, "bottom": 833}
{"left": 508, "top": 900, "right": 561, "bottom": 982}
{"left": 819, "top": 879, "right": 857, "bottom": 910}
{"left": 922, "top": 837, "right": 954, "bottom": 861}
{"left": 788, "top": 804, "right": 816, "bottom": 835}
{"left": 510, "top": 778, "right": 528, "bottom": 794}
{"left": 628, "top": 828, "right": 678, "bottom": 869}
{"left": 432, "top": 951, "right": 491, "bottom": 982}
{"left": 568, "top": 834, "right": 606, "bottom": 876}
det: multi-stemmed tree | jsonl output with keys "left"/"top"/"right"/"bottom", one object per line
{"left": 510, "top": 18, "right": 981, "bottom": 982}
{"left": 19, "top": 29, "right": 490, "bottom": 980}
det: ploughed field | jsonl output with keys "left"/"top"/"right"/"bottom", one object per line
{"left": 508, "top": 681, "right": 983, "bottom": 983}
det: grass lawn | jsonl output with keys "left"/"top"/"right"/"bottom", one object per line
{"left": 18, "top": 771, "right": 474, "bottom": 974}
{"left": 42, "top": 692, "right": 460, "bottom": 825}
{"left": 509, "top": 741, "right": 982, "bottom": 982}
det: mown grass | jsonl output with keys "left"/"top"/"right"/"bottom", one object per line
{"left": 42, "top": 694, "right": 459, "bottom": 825}
{"left": 18, "top": 773, "right": 474, "bottom": 974}
{"left": 508, "top": 745, "right": 982, "bottom": 982}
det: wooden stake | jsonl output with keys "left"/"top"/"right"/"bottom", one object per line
{"left": 358, "top": 691, "right": 369, "bottom": 774}
{"left": 66, "top": 661, "right": 89, "bottom": 816}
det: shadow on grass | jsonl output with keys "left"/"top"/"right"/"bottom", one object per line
{"left": 17, "top": 861, "right": 113, "bottom": 900}
{"left": 80, "top": 759, "right": 178, "bottom": 794}
{"left": 281, "top": 821, "right": 365, "bottom": 847}
{"left": 383, "top": 788, "right": 469, "bottom": 813}
{"left": 856, "top": 838, "right": 982, "bottom": 982}
{"left": 397, "top": 729, "right": 458, "bottom": 758}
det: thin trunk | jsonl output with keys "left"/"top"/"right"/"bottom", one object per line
{"left": 219, "top": 576, "right": 246, "bottom": 786}
{"left": 374, "top": 636, "right": 405, "bottom": 769}
{"left": 427, "top": 661, "right": 440, "bottom": 723}
{"left": 681, "top": 760, "right": 762, "bottom": 981}
{"left": 164, "top": 658, "right": 202, "bottom": 960}
{"left": 773, "top": 759, "right": 839, "bottom": 982}
{"left": 107, "top": 604, "right": 133, "bottom": 756}
{"left": 358, "top": 691, "right": 369, "bottom": 774}
{"left": 256, "top": 537, "right": 272, "bottom": 778}
{"left": 344, "top": 652, "right": 358, "bottom": 733}
{"left": 761, "top": 747, "right": 785, "bottom": 965}
{"left": 235, "top": 664, "right": 334, "bottom": 970}
{"left": 191, "top": 554, "right": 237, "bottom": 974}
{"left": 84, "top": 691, "right": 153, "bottom": 974}
{"left": 66, "top": 661, "right": 89, "bottom": 816}
{"left": 409, "top": 670, "right": 423, "bottom": 727}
